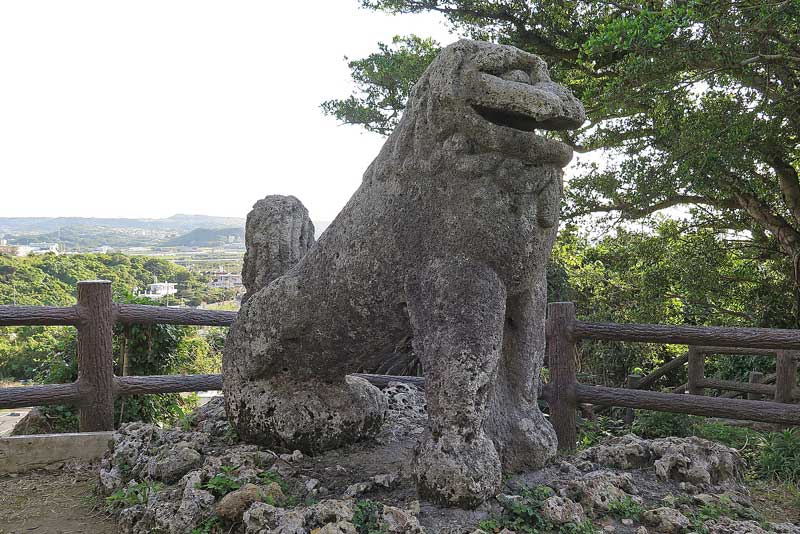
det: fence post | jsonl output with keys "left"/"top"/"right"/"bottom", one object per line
{"left": 77, "top": 280, "right": 115, "bottom": 431}
{"left": 748, "top": 371, "right": 764, "bottom": 401}
{"left": 687, "top": 346, "right": 705, "bottom": 396}
{"left": 775, "top": 350, "right": 797, "bottom": 404}
{"left": 547, "top": 301, "right": 577, "bottom": 452}
{"left": 624, "top": 374, "right": 641, "bottom": 425}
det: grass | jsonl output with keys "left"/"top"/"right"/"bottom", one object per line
{"left": 105, "top": 481, "right": 163, "bottom": 511}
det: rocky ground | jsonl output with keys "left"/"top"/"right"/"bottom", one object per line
{"left": 91, "top": 382, "right": 800, "bottom": 533}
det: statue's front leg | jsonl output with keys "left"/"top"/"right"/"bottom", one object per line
{"left": 486, "top": 285, "right": 557, "bottom": 472}
{"left": 405, "top": 257, "right": 506, "bottom": 508}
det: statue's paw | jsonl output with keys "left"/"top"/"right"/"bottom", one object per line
{"left": 492, "top": 404, "right": 557, "bottom": 472}
{"left": 414, "top": 430, "right": 501, "bottom": 508}
{"left": 229, "top": 376, "right": 387, "bottom": 453}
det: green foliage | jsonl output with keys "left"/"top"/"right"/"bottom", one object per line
{"left": 551, "top": 221, "right": 793, "bottom": 385}
{"left": 557, "top": 521, "right": 598, "bottom": 534}
{"left": 198, "top": 470, "right": 241, "bottom": 498}
{"left": 336, "top": 0, "right": 800, "bottom": 325}
{"left": 191, "top": 516, "right": 222, "bottom": 534}
{"left": 606, "top": 495, "right": 643, "bottom": 520}
{"left": 352, "top": 499, "right": 387, "bottom": 534}
{"left": 478, "top": 486, "right": 555, "bottom": 533}
{"left": 257, "top": 470, "right": 289, "bottom": 494}
{"left": 632, "top": 411, "right": 694, "bottom": 439}
{"left": 0, "top": 255, "right": 224, "bottom": 430}
{"left": 577, "top": 415, "right": 628, "bottom": 450}
{"left": 757, "top": 429, "right": 800, "bottom": 484}
{"left": 321, "top": 35, "right": 440, "bottom": 135}
{"left": 105, "top": 481, "right": 163, "bottom": 510}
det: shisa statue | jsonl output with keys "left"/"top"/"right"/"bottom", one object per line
{"left": 223, "top": 39, "right": 585, "bottom": 507}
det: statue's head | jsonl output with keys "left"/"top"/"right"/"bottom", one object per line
{"left": 392, "top": 40, "right": 585, "bottom": 168}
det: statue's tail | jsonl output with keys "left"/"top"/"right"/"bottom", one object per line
{"left": 241, "top": 195, "right": 315, "bottom": 303}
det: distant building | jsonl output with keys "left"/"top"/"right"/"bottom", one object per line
{"left": 28, "top": 242, "right": 62, "bottom": 255}
{"left": 138, "top": 282, "right": 178, "bottom": 300}
{"left": 209, "top": 271, "right": 243, "bottom": 289}
{"left": 0, "top": 245, "right": 33, "bottom": 256}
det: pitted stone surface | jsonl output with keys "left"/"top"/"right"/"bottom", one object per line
{"left": 223, "top": 39, "right": 585, "bottom": 508}
{"left": 241, "top": 194, "right": 315, "bottom": 303}
{"left": 578, "top": 434, "right": 742, "bottom": 490}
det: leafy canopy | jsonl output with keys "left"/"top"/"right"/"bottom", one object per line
{"left": 325, "top": 0, "right": 800, "bottom": 289}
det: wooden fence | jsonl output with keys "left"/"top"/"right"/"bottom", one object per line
{"left": 545, "top": 301, "right": 800, "bottom": 451}
{"left": 2, "top": 285, "right": 800, "bottom": 449}
{"left": 0, "top": 280, "right": 235, "bottom": 431}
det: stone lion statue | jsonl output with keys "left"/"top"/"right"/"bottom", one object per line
{"left": 223, "top": 39, "right": 585, "bottom": 507}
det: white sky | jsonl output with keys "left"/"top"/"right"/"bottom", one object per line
{"left": 0, "top": 1, "right": 457, "bottom": 222}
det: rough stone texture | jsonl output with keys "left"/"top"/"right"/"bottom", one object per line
{"left": 100, "top": 395, "right": 800, "bottom": 534}
{"left": 641, "top": 507, "right": 691, "bottom": 533}
{"left": 539, "top": 495, "right": 585, "bottom": 524}
{"left": 579, "top": 434, "right": 742, "bottom": 490}
{"left": 223, "top": 39, "right": 585, "bottom": 508}
{"left": 215, "top": 483, "right": 265, "bottom": 522}
{"left": 241, "top": 194, "right": 315, "bottom": 303}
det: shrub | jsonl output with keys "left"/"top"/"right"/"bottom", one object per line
{"left": 632, "top": 410, "right": 694, "bottom": 439}
{"left": 757, "top": 429, "right": 800, "bottom": 483}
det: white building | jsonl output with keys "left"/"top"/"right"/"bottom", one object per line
{"left": 28, "top": 242, "right": 62, "bottom": 254}
{"left": 138, "top": 282, "right": 178, "bottom": 300}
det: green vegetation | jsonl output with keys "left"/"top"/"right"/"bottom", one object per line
{"left": 352, "top": 499, "right": 387, "bottom": 534}
{"left": 0, "top": 253, "right": 228, "bottom": 431}
{"left": 757, "top": 429, "right": 800, "bottom": 484}
{"left": 198, "top": 473, "right": 241, "bottom": 498}
{"left": 606, "top": 496, "right": 644, "bottom": 521}
{"left": 328, "top": 1, "right": 800, "bottom": 311}
{"left": 105, "top": 481, "right": 164, "bottom": 510}
{"left": 478, "top": 485, "right": 597, "bottom": 534}
{"left": 191, "top": 516, "right": 222, "bottom": 534}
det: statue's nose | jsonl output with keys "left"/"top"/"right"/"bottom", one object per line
{"left": 530, "top": 80, "right": 587, "bottom": 130}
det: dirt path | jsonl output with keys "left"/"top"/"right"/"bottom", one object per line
{"left": 0, "top": 466, "right": 117, "bottom": 534}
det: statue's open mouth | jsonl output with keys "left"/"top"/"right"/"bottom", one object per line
{"left": 466, "top": 70, "right": 585, "bottom": 135}
{"left": 471, "top": 104, "right": 577, "bottom": 133}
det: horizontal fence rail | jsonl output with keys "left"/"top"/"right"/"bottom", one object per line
{"left": 0, "top": 280, "right": 240, "bottom": 431}
{"left": 575, "top": 321, "right": 800, "bottom": 350}
{"left": 549, "top": 301, "right": 800, "bottom": 451}
{"left": 0, "top": 305, "right": 82, "bottom": 326}
{"left": 3, "top": 285, "right": 800, "bottom": 442}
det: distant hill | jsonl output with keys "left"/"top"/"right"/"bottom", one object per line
{"left": 0, "top": 214, "right": 246, "bottom": 234}
{"left": 162, "top": 227, "right": 244, "bottom": 247}
{"left": 0, "top": 214, "right": 333, "bottom": 250}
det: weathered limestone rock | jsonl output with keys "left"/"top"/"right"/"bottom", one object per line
{"left": 223, "top": 39, "right": 585, "bottom": 507}
{"left": 215, "top": 483, "right": 264, "bottom": 522}
{"left": 641, "top": 507, "right": 691, "bottom": 533}
{"left": 579, "top": 435, "right": 742, "bottom": 490}
{"left": 540, "top": 495, "right": 585, "bottom": 525}
{"left": 241, "top": 194, "right": 315, "bottom": 303}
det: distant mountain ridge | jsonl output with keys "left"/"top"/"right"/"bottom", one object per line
{"left": 163, "top": 227, "right": 244, "bottom": 247}
{"left": 0, "top": 214, "right": 246, "bottom": 234}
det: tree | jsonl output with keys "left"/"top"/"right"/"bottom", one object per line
{"left": 551, "top": 220, "right": 793, "bottom": 384}
{"left": 324, "top": 1, "right": 800, "bottom": 313}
